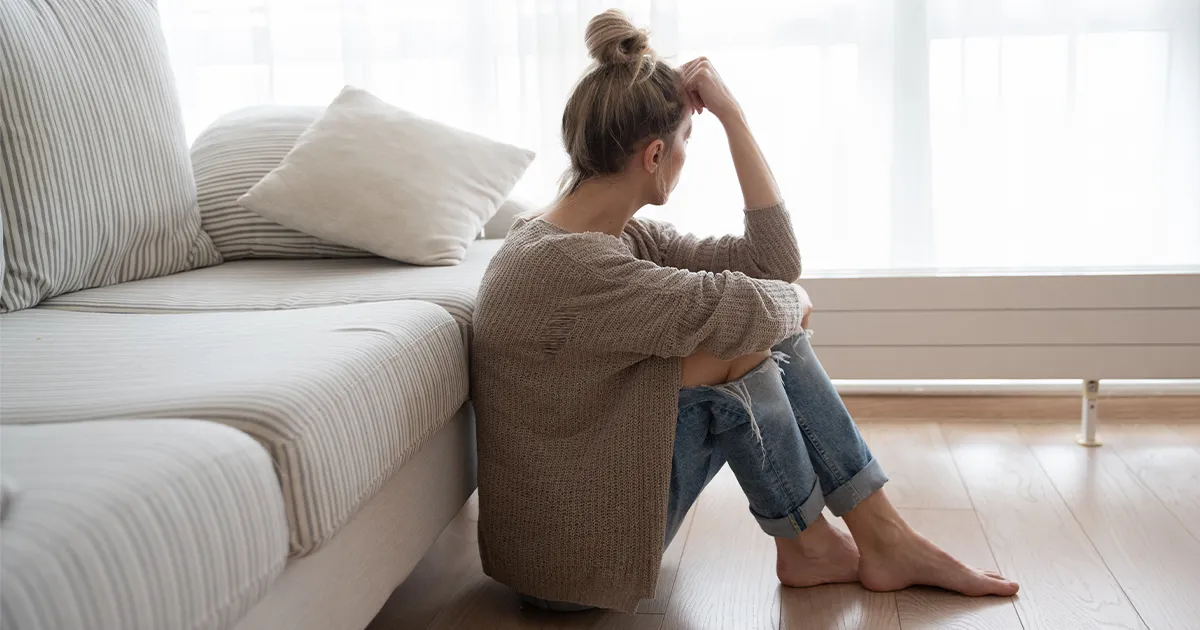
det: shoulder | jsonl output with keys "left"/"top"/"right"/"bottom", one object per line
{"left": 493, "top": 219, "right": 638, "bottom": 280}
{"left": 623, "top": 216, "right": 680, "bottom": 242}
{"left": 621, "top": 217, "right": 682, "bottom": 264}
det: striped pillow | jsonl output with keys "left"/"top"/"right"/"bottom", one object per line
{"left": 0, "top": 0, "right": 222, "bottom": 313}
{"left": 192, "top": 106, "right": 367, "bottom": 260}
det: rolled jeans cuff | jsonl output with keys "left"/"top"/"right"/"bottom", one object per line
{"left": 825, "top": 457, "right": 888, "bottom": 516}
{"left": 752, "top": 480, "right": 826, "bottom": 537}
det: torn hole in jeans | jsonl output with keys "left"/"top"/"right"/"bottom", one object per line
{"left": 710, "top": 352, "right": 790, "bottom": 465}
{"left": 786, "top": 329, "right": 815, "bottom": 359}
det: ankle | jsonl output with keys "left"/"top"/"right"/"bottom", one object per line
{"left": 842, "top": 491, "right": 913, "bottom": 550}
{"left": 849, "top": 513, "right": 912, "bottom": 554}
{"left": 777, "top": 518, "right": 843, "bottom": 559}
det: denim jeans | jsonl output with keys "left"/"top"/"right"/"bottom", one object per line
{"left": 522, "top": 332, "right": 887, "bottom": 612}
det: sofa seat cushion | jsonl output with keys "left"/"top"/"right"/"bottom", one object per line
{"left": 0, "top": 302, "right": 468, "bottom": 555}
{"left": 0, "top": 420, "right": 288, "bottom": 630}
{"left": 42, "top": 240, "right": 503, "bottom": 331}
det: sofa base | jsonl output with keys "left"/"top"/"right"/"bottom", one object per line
{"left": 233, "top": 403, "right": 477, "bottom": 630}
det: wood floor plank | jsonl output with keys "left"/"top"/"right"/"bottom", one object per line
{"left": 942, "top": 423, "right": 1145, "bottom": 630}
{"left": 894, "top": 509, "right": 1022, "bottom": 630}
{"left": 1022, "top": 424, "right": 1200, "bottom": 629}
{"left": 860, "top": 421, "right": 973, "bottom": 509}
{"left": 1101, "top": 424, "right": 1200, "bottom": 543}
{"left": 1170, "top": 424, "right": 1200, "bottom": 449}
{"left": 637, "top": 509, "right": 697, "bottom": 614}
{"left": 661, "top": 468, "right": 780, "bottom": 630}
{"left": 780, "top": 583, "right": 898, "bottom": 630}
{"left": 426, "top": 574, "right": 661, "bottom": 630}
{"left": 374, "top": 492, "right": 673, "bottom": 630}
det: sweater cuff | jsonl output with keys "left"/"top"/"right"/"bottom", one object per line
{"left": 744, "top": 201, "right": 787, "bottom": 215}
{"left": 744, "top": 202, "right": 791, "bottom": 235}
{"left": 762, "top": 279, "right": 808, "bottom": 338}
{"left": 743, "top": 202, "right": 802, "bottom": 282}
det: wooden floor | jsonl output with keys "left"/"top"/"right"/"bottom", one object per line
{"left": 368, "top": 423, "right": 1200, "bottom": 630}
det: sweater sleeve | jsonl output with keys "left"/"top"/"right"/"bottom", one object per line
{"left": 553, "top": 242, "right": 807, "bottom": 360}
{"left": 634, "top": 203, "right": 802, "bottom": 282}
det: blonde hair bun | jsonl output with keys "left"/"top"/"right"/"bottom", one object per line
{"left": 585, "top": 9, "right": 653, "bottom": 66}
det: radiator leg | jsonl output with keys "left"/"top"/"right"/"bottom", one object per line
{"left": 1077, "top": 379, "right": 1102, "bottom": 447}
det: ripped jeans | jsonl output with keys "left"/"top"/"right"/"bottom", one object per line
{"left": 522, "top": 332, "right": 887, "bottom": 612}
{"left": 665, "top": 331, "right": 887, "bottom": 543}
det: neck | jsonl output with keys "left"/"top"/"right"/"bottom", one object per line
{"left": 544, "top": 178, "right": 645, "bottom": 237}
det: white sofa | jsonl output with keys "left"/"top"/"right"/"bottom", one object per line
{"left": 0, "top": 1, "right": 520, "bottom": 628}
{"left": 1, "top": 244, "right": 508, "bottom": 630}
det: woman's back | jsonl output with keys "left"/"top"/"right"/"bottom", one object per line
{"left": 470, "top": 217, "right": 686, "bottom": 610}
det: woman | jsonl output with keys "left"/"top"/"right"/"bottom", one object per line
{"left": 472, "top": 9, "right": 1019, "bottom": 613}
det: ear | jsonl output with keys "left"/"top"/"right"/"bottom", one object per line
{"left": 642, "top": 138, "right": 666, "bottom": 174}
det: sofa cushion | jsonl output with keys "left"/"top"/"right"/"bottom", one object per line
{"left": 0, "top": 420, "right": 288, "bottom": 630}
{"left": 0, "top": 0, "right": 221, "bottom": 313}
{"left": 192, "top": 105, "right": 364, "bottom": 260}
{"left": 236, "top": 87, "right": 533, "bottom": 266}
{"left": 0, "top": 302, "right": 468, "bottom": 555}
{"left": 43, "top": 239, "right": 503, "bottom": 331}
{"left": 192, "top": 104, "right": 529, "bottom": 260}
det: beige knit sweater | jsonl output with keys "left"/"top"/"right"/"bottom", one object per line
{"left": 471, "top": 203, "right": 806, "bottom": 612}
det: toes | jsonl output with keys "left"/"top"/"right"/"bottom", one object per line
{"left": 993, "top": 579, "right": 1020, "bottom": 596}
{"left": 979, "top": 569, "right": 1019, "bottom": 595}
{"left": 980, "top": 574, "right": 1019, "bottom": 596}
{"left": 948, "top": 568, "right": 1019, "bottom": 597}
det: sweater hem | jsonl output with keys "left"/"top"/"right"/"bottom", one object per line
{"left": 482, "top": 568, "right": 652, "bottom": 614}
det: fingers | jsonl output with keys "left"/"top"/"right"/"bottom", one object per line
{"left": 682, "top": 68, "right": 706, "bottom": 114}
{"left": 680, "top": 57, "right": 713, "bottom": 87}
{"left": 684, "top": 88, "right": 704, "bottom": 115}
{"left": 679, "top": 57, "right": 716, "bottom": 115}
{"left": 682, "top": 70, "right": 708, "bottom": 112}
{"left": 682, "top": 60, "right": 710, "bottom": 85}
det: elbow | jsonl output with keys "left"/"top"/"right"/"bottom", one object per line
{"left": 748, "top": 252, "right": 801, "bottom": 283}
{"left": 774, "top": 254, "right": 802, "bottom": 284}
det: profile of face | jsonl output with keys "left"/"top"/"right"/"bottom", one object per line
{"left": 640, "top": 111, "right": 693, "bottom": 205}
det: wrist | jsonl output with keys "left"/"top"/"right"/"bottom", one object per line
{"left": 718, "top": 108, "right": 749, "bottom": 133}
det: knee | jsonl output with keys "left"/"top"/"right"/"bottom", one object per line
{"left": 681, "top": 350, "right": 771, "bottom": 388}
{"left": 726, "top": 350, "right": 772, "bottom": 382}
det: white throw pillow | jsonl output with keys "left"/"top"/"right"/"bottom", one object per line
{"left": 192, "top": 106, "right": 364, "bottom": 260}
{"left": 238, "top": 87, "right": 535, "bottom": 265}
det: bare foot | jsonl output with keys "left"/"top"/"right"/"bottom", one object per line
{"left": 776, "top": 516, "right": 860, "bottom": 588}
{"left": 858, "top": 526, "right": 1019, "bottom": 597}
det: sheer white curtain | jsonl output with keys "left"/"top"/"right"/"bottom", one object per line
{"left": 158, "top": 0, "right": 1200, "bottom": 274}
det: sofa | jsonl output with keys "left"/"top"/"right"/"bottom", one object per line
{"left": 0, "top": 2, "right": 522, "bottom": 629}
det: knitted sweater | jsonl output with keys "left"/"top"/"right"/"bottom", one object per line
{"left": 470, "top": 203, "right": 806, "bottom": 612}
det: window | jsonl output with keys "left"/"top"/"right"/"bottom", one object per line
{"left": 159, "top": 0, "right": 1200, "bottom": 274}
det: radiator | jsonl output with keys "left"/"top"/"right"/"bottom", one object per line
{"left": 804, "top": 272, "right": 1200, "bottom": 381}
